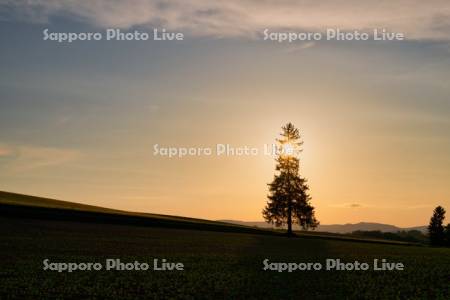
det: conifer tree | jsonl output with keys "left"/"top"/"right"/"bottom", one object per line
{"left": 263, "top": 123, "right": 318, "bottom": 235}
{"left": 428, "top": 206, "right": 446, "bottom": 246}
{"left": 444, "top": 223, "right": 450, "bottom": 247}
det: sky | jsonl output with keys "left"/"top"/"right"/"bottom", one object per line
{"left": 1, "top": 1, "right": 450, "bottom": 227}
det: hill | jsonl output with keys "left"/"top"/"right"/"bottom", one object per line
{"left": 0, "top": 194, "right": 449, "bottom": 299}
{"left": 0, "top": 191, "right": 427, "bottom": 246}
{"left": 219, "top": 220, "right": 427, "bottom": 233}
{"left": 0, "top": 191, "right": 273, "bottom": 235}
{"left": 1, "top": 191, "right": 426, "bottom": 236}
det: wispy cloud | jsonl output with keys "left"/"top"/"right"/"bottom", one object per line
{"left": 2, "top": 0, "right": 450, "bottom": 40}
{"left": 283, "top": 42, "right": 316, "bottom": 53}
{"left": 330, "top": 202, "right": 435, "bottom": 210}
{"left": 331, "top": 202, "right": 364, "bottom": 208}
{"left": 0, "top": 143, "right": 80, "bottom": 172}
{"left": 0, "top": 145, "right": 13, "bottom": 157}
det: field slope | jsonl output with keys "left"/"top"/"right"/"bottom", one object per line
{"left": 0, "top": 191, "right": 417, "bottom": 245}
{"left": 0, "top": 191, "right": 274, "bottom": 235}
{"left": 0, "top": 191, "right": 449, "bottom": 299}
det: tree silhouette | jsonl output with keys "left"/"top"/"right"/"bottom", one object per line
{"left": 263, "top": 123, "right": 318, "bottom": 236}
{"left": 444, "top": 223, "right": 450, "bottom": 246}
{"left": 428, "top": 206, "right": 446, "bottom": 246}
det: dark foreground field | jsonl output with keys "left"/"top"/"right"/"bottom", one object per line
{"left": 0, "top": 217, "right": 449, "bottom": 299}
{"left": 0, "top": 192, "right": 449, "bottom": 299}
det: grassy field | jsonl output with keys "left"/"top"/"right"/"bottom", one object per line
{"left": 0, "top": 191, "right": 255, "bottom": 228}
{"left": 0, "top": 192, "right": 449, "bottom": 299}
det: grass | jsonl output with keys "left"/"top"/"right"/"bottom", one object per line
{"left": 0, "top": 191, "right": 272, "bottom": 235}
{"left": 0, "top": 191, "right": 251, "bottom": 226}
{"left": 0, "top": 191, "right": 449, "bottom": 299}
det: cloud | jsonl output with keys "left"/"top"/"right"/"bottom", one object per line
{"left": 2, "top": 0, "right": 450, "bottom": 40}
{"left": 284, "top": 42, "right": 316, "bottom": 53}
{"left": 330, "top": 202, "right": 436, "bottom": 210}
{"left": 148, "top": 104, "right": 159, "bottom": 113}
{"left": 331, "top": 203, "right": 364, "bottom": 208}
{"left": 0, "top": 145, "right": 13, "bottom": 157}
{"left": 332, "top": 203, "right": 366, "bottom": 208}
{"left": 0, "top": 144, "right": 80, "bottom": 172}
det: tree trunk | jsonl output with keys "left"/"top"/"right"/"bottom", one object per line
{"left": 287, "top": 204, "right": 293, "bottom": 236}
{"left": 286, "top": 162, "right": 293, "bottom": 237}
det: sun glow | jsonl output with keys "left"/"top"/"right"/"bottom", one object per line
{"left": 282, "top": 143, "right": 295, "bottom": 156}
{"left": 280, "top": 141, "right": 301, "bottom": 158}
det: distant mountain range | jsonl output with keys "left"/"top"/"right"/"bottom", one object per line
{"left": 218, "top": 220, "right": 427, "bottom": 234}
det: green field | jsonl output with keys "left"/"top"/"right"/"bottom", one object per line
{"left": 0, "top": 191, "right": 449, "bottom": 299}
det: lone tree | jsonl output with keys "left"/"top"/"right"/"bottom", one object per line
{"left": 445, "top": 223, "right": 450, "bottom": 247}
{"left": 428, "top": 206, "right": 446, "bottom": 246}
{"left": 263, "top": 123, "right": 318, "bottom": 236}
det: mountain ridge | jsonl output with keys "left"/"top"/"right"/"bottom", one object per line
{"left": 218, "top": 220, "right": 427, "bottom": 233}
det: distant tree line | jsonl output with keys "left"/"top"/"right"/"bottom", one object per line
{"left": 350, "top": 206, "right": 450, "bottom": 247}
{"left": 428, "top": 206, "right": 450, "bottom": 247}
{"left": 350, "top": 230, "right": 427, "bottom": 244}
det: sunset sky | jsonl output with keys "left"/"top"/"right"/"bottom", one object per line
{"left": 1, "top": 1, "right": 450, "bottom": 227}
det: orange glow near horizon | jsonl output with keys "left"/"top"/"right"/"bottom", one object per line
{"left": 1, "top": 31, "right": 449, "bottom": 228}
